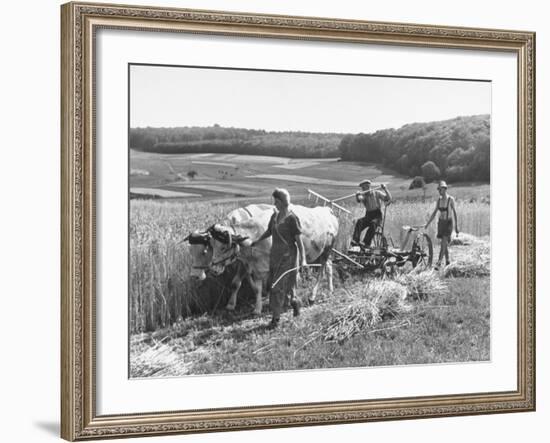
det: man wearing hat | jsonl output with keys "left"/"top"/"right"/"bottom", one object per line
{"left": 425, "top": 180, "right": 459, "bottom": 268}
{"left": 352, "top": 179, "right": 392, "bottom": 247}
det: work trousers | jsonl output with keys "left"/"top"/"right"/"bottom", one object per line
{"left": 352, "top": 208, "right": 382, "bottom": 246}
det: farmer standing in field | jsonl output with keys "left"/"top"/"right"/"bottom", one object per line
{"left": 352, "top": 179, "right": 392, "bottom": 248}
{"left": 251, "top": 188, "right": 307, "bottom": 329}
{"left": 425, "top": 180, "right": 459, "bottom": 269}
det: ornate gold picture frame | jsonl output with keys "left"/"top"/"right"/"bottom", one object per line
{"left": 61, "top": 2, "right": 535, "bottom": 440}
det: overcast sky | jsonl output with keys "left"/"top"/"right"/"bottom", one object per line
{"left": 130, "top": 64, "right": 491, "bottom": 133}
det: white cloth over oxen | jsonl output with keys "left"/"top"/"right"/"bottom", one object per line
{"left": 206, "top": 204, "right": 339, "bottom": 315}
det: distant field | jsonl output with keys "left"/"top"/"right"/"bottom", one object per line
{"left": 130, "top": 187, "right": 201, "bottom": 198}
{"left": 130, "top": 150, "right": 490, "bottom": 206}
{"left": 246, "top": 174, "right": 359, "bottom": 187}
{"left": 274, "top": 161, "right": 325, "bottom": 170}
{"left": 130, "top": 150, "right": 420, "bottom": 202}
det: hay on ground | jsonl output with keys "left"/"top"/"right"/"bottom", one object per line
{"left": 323, "top": 280, "right": 411, "bottom": 342}
{"left": 450, "top": 232, "right": 480, "bottom": 246}
{"left": 322, "top": 272, "right": 450, "bottom": 342}
{"left": 445, "top": 243, "right": 490, "bottom": 278}
{"left": 368, "top": 280, "right": 411, "bottom": 319}
{"left": 396, "top": 270, "right": 449, "bottom": 301}
{"left": 130, "top": 340, "right": 185, "bottom": 377}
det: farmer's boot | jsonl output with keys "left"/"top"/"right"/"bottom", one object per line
{"left": 268, "top": 317, "right": 280, "bottom": 329}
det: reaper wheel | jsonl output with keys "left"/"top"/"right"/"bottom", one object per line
{"left": 366, "top": 231, "right": 388, "bottom": 270}
{"left": 370, "top": 231, "right": 388, "bottom": 250}
{"left": 410, "top": 233, "right": 433, "bottom": 270}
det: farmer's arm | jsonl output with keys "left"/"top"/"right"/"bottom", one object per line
{"left": 451, "top": 198, "right": 459, "bottom": 234}
{"left": 289, "top": 215, "right": 306, "bottom": 267}
{"left": 295, "top": 233, "right": 307, "bottom": 268}
{"left": 380, "top": 184, "right": 391, "bottom": 202}
{"left": 253, "top": 230, "right": 271, "bottom": 245}
{"left": 250, "top": 216, "right": 273, "bottom": 247}
{"left": 355, "top": 191, "right": 364, "bottom": 203}
{"left": 425, "top": 202, "right": 438, "bottom": 228}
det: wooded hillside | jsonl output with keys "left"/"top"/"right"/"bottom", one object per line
{"left": 339, "top": 115, "right": 490, "bottom": 183}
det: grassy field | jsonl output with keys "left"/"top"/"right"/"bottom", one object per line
{"left": 130, "top": 252, "right": 490, "bottom": 377}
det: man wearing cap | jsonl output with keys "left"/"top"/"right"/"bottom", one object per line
{"left": 425, "top": 180, "right": 459, "bottom": 268}
{"left": 352, "top": 179, "right": 392, "bottom": 247}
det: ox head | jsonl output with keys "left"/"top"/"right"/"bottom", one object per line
{"left": 207, "top": 224, "right": 249, "bottom": 275}
{"left": 183, "top": 230, "right": 213, "bottom": 280}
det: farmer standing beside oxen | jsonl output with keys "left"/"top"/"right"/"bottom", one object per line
{"left": 425, "top": 180, "right": 459, "bottom": 269}
{"left": 352, "top": 179, "right": 392, "bottom": 247}
{"left": 251, "top": 188, "right": 306, "bottom": 329}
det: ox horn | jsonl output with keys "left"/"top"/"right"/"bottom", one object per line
{"left": 234, "top": 234, "right": 249, "bottom": 244}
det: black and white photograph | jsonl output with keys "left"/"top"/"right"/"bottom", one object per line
{"left": 128, "top": 64, "right": 491, "bottom": 377}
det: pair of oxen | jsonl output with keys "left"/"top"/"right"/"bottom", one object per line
{"left": 184, "top": 203, "right": 339, "bottom": 316}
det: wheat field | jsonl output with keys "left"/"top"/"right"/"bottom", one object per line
{"left": 129, "top": 197, "right": 490, "bottom": 333}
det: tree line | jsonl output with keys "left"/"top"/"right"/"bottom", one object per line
{"left": 129, "top": 125, "right": 343, "bottom": 158}
{"left": 130, "top": 114, "right": 490, "bottom": 183}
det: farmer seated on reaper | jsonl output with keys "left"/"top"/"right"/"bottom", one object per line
{"left": 352, "top": 179, "right": 392, "bottom": 248}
